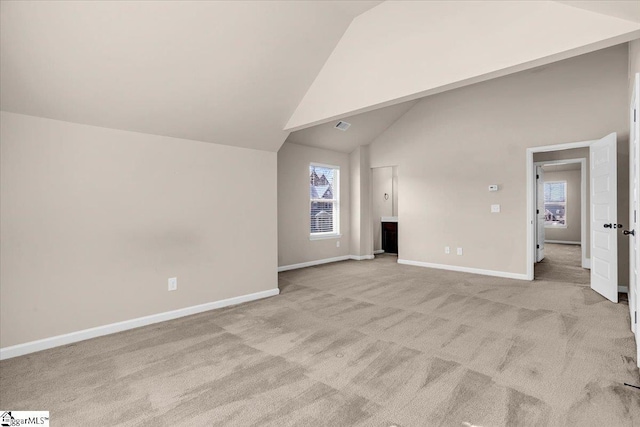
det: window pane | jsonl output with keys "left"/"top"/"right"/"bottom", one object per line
{"left": 543, "top": 181, "right": 566, "bottom": 226}
{"left": 310, "top": 201, "right": 334, "bottom": 233}
{"left": 544, "top": 182, "right": 566, "bottom": 203}
{"left": 310, "top": 166, "right": 335, "bottom": 199}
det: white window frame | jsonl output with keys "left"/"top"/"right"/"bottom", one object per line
{"left": 544, "top": 180, "right": 568, "bottom": 228}
{"left": 309, "top": 162, "right": 341, "bottom": 240}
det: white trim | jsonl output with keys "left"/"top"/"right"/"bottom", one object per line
{"left": 528, "top": 146, "right": 593, "bottom": 280}
{"left": 0, "top": 288, "right": 280, "bottom": 361}
{"left": 619, "top": 286, "right": 629, "bottom": 294}
{"left": 310, "top": 161, "right": 340, "bottom": 170}
{"left": 397, "top": 259, "right": 528, "bottom": 280}
{"left": 350, "top": 254, "right": 375, "bottom": 261}
{"left": 309, "top": 233, "right": 342, "bottom": 240}
{"left": 278, "top": 256, "right": 351, "bottom": 271}
{"left": 374, "top": 250, "right": 385, "bottom": 254}
{"left": 583, "top": 257, "right": 591, "bottom": 269}
{"left": 278, "top": 254, "right": 374, "bottom": 272}
{"left": 544, "top": 240, "right": 581, "bottom": 245}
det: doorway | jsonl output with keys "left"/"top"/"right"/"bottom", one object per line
{"left": 526, "top": 134, "right": 622, "bottom": 303}
{"left": 533, "top": 157, "right": 588, "bottom": 284}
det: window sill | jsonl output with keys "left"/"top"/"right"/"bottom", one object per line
{"left": 310, "top": 234, "right": 342, "bottom": 241}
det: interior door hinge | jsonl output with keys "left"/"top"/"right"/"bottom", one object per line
{"left": 536, "top": 174, "right": 539, "bottom": 179}
{"left": 537, "top": 209, "right": 539, "bottom": 214}
{"left": 635, "top": 311, "right": 637, "bottom": 324}
{"left": 635, "top": 109, "right": 637, "bottom": 123}
{"left": 537, "top": 244, "right": 540, "bottom": 249}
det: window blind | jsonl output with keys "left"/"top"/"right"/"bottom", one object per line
{"left": 310, "top": 164, "right": 339, "bottom": 235}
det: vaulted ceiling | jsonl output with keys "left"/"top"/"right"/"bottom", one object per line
{"left": 285, "top": 0, "right": 640, "bottom": 132}
{"left": 0, "top": 1, "right": 380, "bottom": 152}
{"left": 2, "top": 1, "right": 639, "bottom": 154}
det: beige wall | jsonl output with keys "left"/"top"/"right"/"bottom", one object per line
{"left": 0, "top": 112, "right": 278, "bottom": 348}
{"left": 277, "top": 142, "right": 350, "bottom": 267}
{"left": 630, "top": 39, "right": 640, "bottom": 78}
{"left": 392, "top": 166, "right": 398, "bottom": 217}
{"left": 542, "top": 169, "right": 581, "bottom": 243}
{"left": 534, "top": 148, "right": 590, "bottom": 258}
{"left": 350, "top": 146, "right": 372, "bottom": 257}
{"left": 372, "top": 167, "right": 393, "bottom": 251}
{"left": 368, "top": 45, "right": 629, "bottom": 277}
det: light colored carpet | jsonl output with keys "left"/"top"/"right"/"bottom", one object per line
{"left": 535, "top": 243, "right": 589, "bottom": 285}
{"left": 1, "top": 246, "right": 639, "bottom": 426}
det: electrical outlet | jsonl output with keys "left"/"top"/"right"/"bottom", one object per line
{"left": 168, "top": 277, "right": 177, "bottom": 291}
{"left": 336, "top": 241, "right": 340, "bottom": 248}
{"left": 457, "top": 247, "right": 463, "bottom": 256}
{"left": 491, "top": 204, "right": 501, "bottom": 213}
{"left": 445, "top": 246, "right": 450, "bottom": 254}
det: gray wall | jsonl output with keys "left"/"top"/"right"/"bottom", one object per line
{"left": 542, "top": 169, "right": 581, "bottom": 243}
{"left": 277, "top": 142, "right": 350, "bottom": 267}
{"left": 368, "top": 44, "right": 629, "bottom": 277}
{"left": 1, "top": 112, "right": 278, "bottom": 348}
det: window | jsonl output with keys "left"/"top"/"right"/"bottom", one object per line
{"left": 310, "top": 163, "right": 340, "bottom": 239}
{"left": 544, "top": 181, "right": 567, "bottom": 227}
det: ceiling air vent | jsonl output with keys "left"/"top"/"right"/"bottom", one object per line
{"left": 334, "top": 121, "right": 351, "bottom": 131}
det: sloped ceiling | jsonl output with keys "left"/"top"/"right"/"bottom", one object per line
{"left": 285, "top": 0, "right": 640, "bottom": 132}
{"left": 285, "top": 99, "right": 417, "bottom": 153}
{"left": 556, "top": 1, "right": 640, "bottom": 22}
{"left": 0, "top": 1, "right": 380, "bottom": 152}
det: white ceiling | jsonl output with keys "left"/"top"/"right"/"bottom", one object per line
{"left": 556, "top": 1, "right": 640, "bottom": 22}
{"left": 285, "top": 100, "right": 417, "bottom": 153}
{"left": 285, "top": 0, "right": 640, "bottom": 131}
{"left": 3, "top": 0, "right": 638, "bottom": 155}
{"left": 0, "top": 1, "right": 380, "bottom": 152}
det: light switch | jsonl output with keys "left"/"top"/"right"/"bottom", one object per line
{"left": 491, "top": 204, "right": 501, "bottom": 213}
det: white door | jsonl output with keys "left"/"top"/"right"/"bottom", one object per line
{"left": 630, "top": 73, "right": 639, "bottom": 361}
{"left": 536, "top": 166, "right": 545, "bottom": 262}
{"left": 591, "top": 132, "right": 618, "bottom": 303}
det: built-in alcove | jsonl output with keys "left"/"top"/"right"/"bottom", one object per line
{"left": 372, "top": 166, "right": 398, "bottom": 254}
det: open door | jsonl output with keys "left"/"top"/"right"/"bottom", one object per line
{"left": 630, "top": 73, "right": 639, "bottom": 364}
{"left": 536, "top": 166, "right": 545, "bottom": 262}
{"left": 591, "top": 132, "right": 618, "bottom": 303}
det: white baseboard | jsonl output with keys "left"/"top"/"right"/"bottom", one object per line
{"left": 350, "top": 254, "right": 375, "bottom": 261}
{"left": 0, "top": 288, "right": 280, "bottom": 361}
{"left": 619, "top": 285, "right": 629, "bottom": 293}
{"left": 278, "top": 255, "right": 374, "bottom": 272}
{"left": 582, "top": 258, "right": 591, "bottom": 269}
{"left": 373, "top": 250, "right": 385, "bottom": 254}
{"left": 397, "top": 259, "right": 529, "bottom": 280}
{"left": 545, "top": 240, "right": 581, "bottom": 245}
{"left": 278, "top": 256, "right": 350, "bottom": 272}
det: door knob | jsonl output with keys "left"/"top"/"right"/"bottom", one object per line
{"left": 624, "top": 230, "right": 636, "bottom": 236}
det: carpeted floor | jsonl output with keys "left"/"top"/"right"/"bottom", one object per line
{"left": 534, "top": 243, "right": 589, "bottom": 285}
{"left": 1, "top": 246, "right": 639, "bottom": 426}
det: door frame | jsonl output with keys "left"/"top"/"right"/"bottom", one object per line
{"left": 526, "top": 140, "right": 596, "bottom": 280}
{"left": 533, "top": 158, "right": 588, "bottom": 270}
